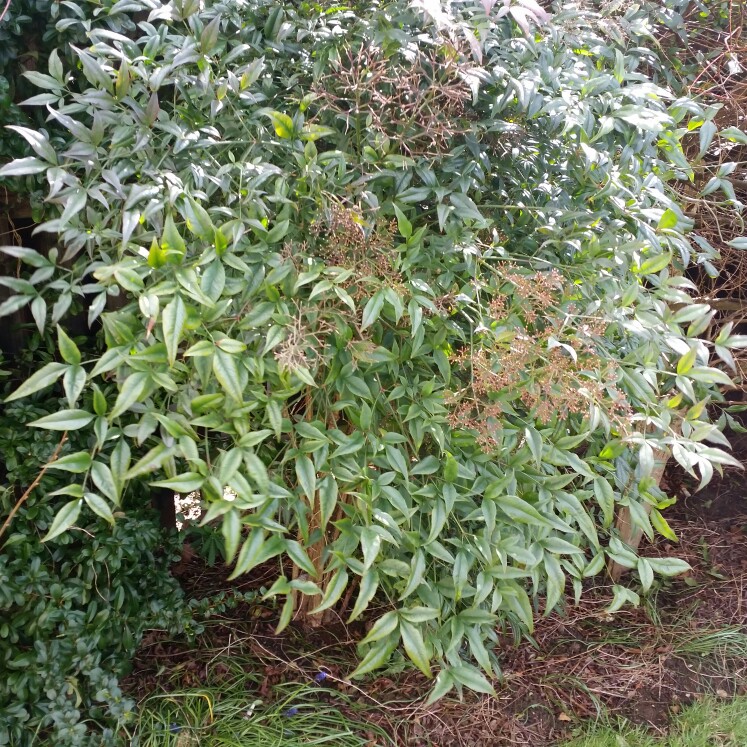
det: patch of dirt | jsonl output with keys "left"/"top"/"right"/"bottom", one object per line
{"left": 125, "top": 428, "right": 747, "bottom": 746}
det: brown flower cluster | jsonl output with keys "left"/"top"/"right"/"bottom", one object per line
{"left": 448, "top": 270, "right": 633, "bottom": 451}
{"left": 312, "top": 204, "right": 401, "bottom": 292}
{"left": 312, "top": 45, "right": 471, "bottom": 156}
{"left": 502, "top": 267, "right": 563, "bottom": 325}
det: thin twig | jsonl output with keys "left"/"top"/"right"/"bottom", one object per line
{"left": 0, "top": 432, "right": 67, "bottom": 541}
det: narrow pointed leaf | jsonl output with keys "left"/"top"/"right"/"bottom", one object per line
{"left": 42, "top": 499, "right": 82, "bottom": 541}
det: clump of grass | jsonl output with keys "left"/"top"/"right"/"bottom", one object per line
{"left": 133, "top": 678, "right": 394, "bottom": 746}
{"left": 563, "top": 696, "right": 747, "bottom": 747}
{"left": 672, "top": 627, "right": 747, "bottom": 659}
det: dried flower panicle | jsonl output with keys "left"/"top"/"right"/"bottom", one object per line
{"left": 312, "top": 205, "right": 402, "bottom": 293}
{"left": 502, "top": 267, "right": 563, "bottom": 325}
{"left": 312, "top": 44, "right": 471, "bottom": 156}
{"left": 448, "top": 268, "right": 633, "bottom": 451}
{"left": 274, "top": 308, "right": 332, "bottom": 374}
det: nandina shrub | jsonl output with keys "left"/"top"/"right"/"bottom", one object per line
{"left": 2, "top": 0, "right": 746, "bottom": 699}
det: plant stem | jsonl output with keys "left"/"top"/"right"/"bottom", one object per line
{"left": 0, "top": 432, "right": 67, "bottom": 542}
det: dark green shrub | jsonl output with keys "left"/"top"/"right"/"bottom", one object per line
{"left": 0, "top": 380, "right": 195, "bottom": 746}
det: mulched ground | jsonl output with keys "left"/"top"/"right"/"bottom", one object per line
{"left": 124, "top": 431, "right": 747, "bottom": 747}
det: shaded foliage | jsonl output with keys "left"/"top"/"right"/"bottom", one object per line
{"left": 0, "top": 348, "right": 194, "bottom": 745}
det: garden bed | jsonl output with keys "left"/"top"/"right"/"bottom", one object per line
{"left": 125, "top": 430, "right": 747, "bottom": 746}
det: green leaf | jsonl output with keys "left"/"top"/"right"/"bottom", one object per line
{"left": 266, "top": 219, "right": 290, "bottom": 244}
{"left": 606, "top": 584, "right": 640, "bottom": 614}
{"left": 360, "top": 527, "right": 382, "bottom": 571}
{"left": 229, "top": 529, "right": 267, "bottom": 579}
{"left": 400, "top": 550, "right": 426, "bottom": 600}
{"left": 503, "top": 583, "right": 534, "bottom": 632}
{"left": 400, "top": 606, "right": 439, "bottom": 623}
{"left": 450, "top": 664, "right": 495, "bottom": 695}
{"left": 48, "top": 484, "right": 85, "bottom": 498}
{"left": 4, "top": 362, "right": 66, "bottom": 402}
{"left": 350, "top": 636, "right": 399, "bottom": 679}
{"left": 243, "top": 451, "right": 269, "bottom": 492}
{"left": 360, "top": 610, "right": 399, "bottom": 645}
{"left": 698, "top": 120, "right": 717, "bottom": 159}
{"left": 295, "top": 455, "right": 316, "bottom": 507}
{"left": 719, "top": 126, "right": 747, "bottom": 144}
{"left": 213, "top": 349, "right": 244, "bottom": 403}
{"left": 49, "top": 49, "right": 63, "bottom": 81}
{"left": 200, "top": 13, "right": 221, "bottom": 53}
{"left": 319, "top": 475, "right": 338, "bottom": 531}
{"left": 525, "top": 427, "right": 543, "bottom": 468}
{"left": 63, "top": 366, "right": 86, "bottom": 408}
{"left": 493, "top": 493, "right": 553, "bottom": 529}
{"left": 541, "top": 537, "right": 585, "bottom": 555}
{"left": 192, "top": 393, "right": 224, "bottom": 413}
{"left": 638, "top": 557, "right": 654, "bottom": 592}
{"left": 110, "top": 438, "right": 131, "bottom": 484}
{"left": 74, "top": 46, "right": 113, "bottom": 92}
{"left": 449, "top": 192, "right": 485, "bottom": 224}
{"left": 267, "top": 111, "right": 295, "bottom": 139}
{"left": 124, "top": 443, "right": 171, "bottom": 479}
{"left": 300, "top": 124, "right": 336, "bottom": 142}
{"left": 425, "top": 670, "right": 455, "bottom": 705}
{"left": 6, "top": 125, "right": 57, "bottom": 163}
{"left": 276, "top": 595, "right": 295, "bottom": 634}
{"left": 348, "top": 570, "right": 379, "bottom": 622}
{"left": 593, "top": 477, "right": 615, "bottom": 528}
{"left": 646, "top": 557, "right": 691, "bottom": 577}
{"left": 0, "top": 157, "right": 49, "bottom": 177}
{"left": 182, "top": 197, "right": 214, "bottom": 240}
{"left": 239, "top": 56, "right": 264, "bottom": 90}
{"left": 361, "top": 290, "right": 386, "bottom": 330}
{"left": 91, "top": 461, "right": 120, "bottom": 504}
{"left": 443, "top": 453, "right": 458, "bottom": 483}
{"left": 201, "top": 261, "right": 226, "bottom": 302}
{"left": 84, "top": 492, "right": 115, "bottom": 524}
{"left": 93, "top": 384, "right": 108, "bottom": 416}
{"left": 400, "top": 620, "right": 431, "bottom": 677}
{"left": 677, "top": 347, "right": 697, "bottom": 375}
{"left": 638, "top": 251, "right": 672, "bottom": 275}
{"left": 161, "top": 214, "right": 187, "bottom": 261}
{"left": 31, "top": 295, "right": 46, "bottom": 333}
{"left": 150, "top": 473, "right": 205, "bottom": 493}
{"left": 613, "top": 105, "right": 670, "bottom": 132}
{"left": 110, "top": 372, "right": 150, "bottom": 419}
{"left": 310, "top": 568, "right": 348, "bottom": 614}
{"left": 650, "top": 508, "right": 678, "bottom": 542}
{"left": 285, "top": 540, "right": 318, "bottom": 578}
{"left": 48, "top": 451, "right": 92, "bottom": 473}
{"left": 42, "top": 499, "right": 82, "bottom": 541}
{"left": 658, "top": 209, "right": 678, "bottom": 230}
{"left": 385, "top": 445, "right": 409, "bottom": 477}
{"left": 686, "top": 367, "right": 734, "bottom": 386}
{"left": 411, "top": 455, "right": 440, "bottom": 475}
{"left": 543, "top": 552, "right": 565, "bottom": 614}
{"left": 583, "top": 553, "right": 605, "bottom": 578}
{"left": 393, "top": 204, "right": 412, "bottom": 239}
{"left": 29, "top": 409, "right": 94, "bottom": 431}
{"left": 222, "top": 509, "right": 241, "bottom": 565}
